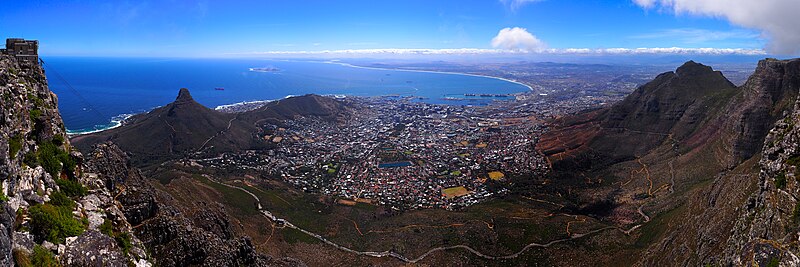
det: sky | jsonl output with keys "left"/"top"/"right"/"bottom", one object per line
{"left": 0, "top": 0, "right": 795, "bottom": 57}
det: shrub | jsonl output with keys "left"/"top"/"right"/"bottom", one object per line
{"left": 23, "top": 152, "right": 38, "bottom": 167}
{"left": 115, "top": 232, "right": 132, "bottom": 255}
{"left": 28, "top": 201, "right": 84, "bottom": 244}
{"left": 9, "top": 134, "right": 23, "bottom": 158}
{"left": 12, "top": 249, "right": 31, "bottom": 267}
{"left": 30, "top": 245, "right": 60, "bottom": 267}
{"left": 787, "top": 155, "right": 800, "bottom": 168}
{"left": 99, "top": 219, "right": 113, "bottom": 236}
{"left": 37, "top": 139, "right": 75, "bottom": 178}
{"left": 47, "top": 191, "right": 75, "bottom": 210}
{"left": 0, "top": 183, "right": 8, "bottom": 202}
{"left": 51, "top": 135, "right": 64, "bottom": 146}
{"left": 56, "top": 179, "right": 86, "bottom": 198}
{"left": 29, "top": 109, "right": 42, "bottom": 121}
{"left": 767, "top": 258, "right": 780, "bottom": 267}
{"left": 776, "top": 172, "right": 787, "bottom": 189}
{"left": 793, "top": 203, "right": 800, "bottom": 225}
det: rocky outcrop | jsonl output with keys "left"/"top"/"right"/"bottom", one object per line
{"left": 723, "top": 59, "right": 800, "bottom": 265}
{"left": 72, "top": 88, "right": 262, "bottom": 166}
{"left": 632, "top": 58, "right": 800, "bottom": 265}
{"left": 0, "top": 54, "right": 151, "bottom": 265}
{"left": 85, "top": 143, "right": 304, "bottom": 267}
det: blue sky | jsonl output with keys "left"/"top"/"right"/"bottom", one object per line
{"left": 0, "top": 0, "right": 772, "bottom": 57}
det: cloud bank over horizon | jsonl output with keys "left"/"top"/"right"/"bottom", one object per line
{"left": 633, "top": 0, "right": 800, "bottom": 55}
{"left": 232, "top": 47, "right": 766, "bottom": 57}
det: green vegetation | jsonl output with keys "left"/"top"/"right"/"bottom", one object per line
{"left": 9, "top": 134, "right": 23, "bottom": 158}
{"left": 98, "top": 217, "right": 132, "bottom": 255}
{"left": 29, "top": 109, "right": 42, "bottom": 121}
{"left": 767, "top": 258, "right": 780, "bottom": 267}
{"left": 56, "top": 179, "right": 87, "bottom": 197}
{"left": 194, "top": 175, "right": 260, "bottom": 217}
{"left": 35, "top": 139, "right": 76, "bottom": 178}
{"left": 115, "top": 232, "right": 133, "bottom": 254}
{"left": 27, "top": 93, "right": 44, "bottom": 108}
{"left": 787, "top": 155, "right": 800, "bottom": 166}
{"left": 23, "top": 152, "right": 38, "bottom": 167}
{"left": 0, "top": 183, "right": 8, "bottom": 202}
{"left": 28, "top": 191, "right": 84, "bottom": 244}
{"left": 99, "top": 219, "right": 113, "bottom": 236}
{"left": 282, "top": 228, "right": 320, "bottom": 244}
{"left": 14, "top": 245, "right": 62, "bottom": 267}
{"left": 775, "top": 171, "right": 787, "bottom": 189}
{"left": 635, "top": 205, "right": 684, "bottom": 248}
{"left": 51, "top": 135, "right": 64, "bottom": 146}
{"left": 31, "top": 245, "right": 60, "bottom": 267}
{"left": 12, "top": 249, "right": 32, "bottom": 267}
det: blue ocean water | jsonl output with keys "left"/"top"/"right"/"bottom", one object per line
{"left": 42, "top": 57, "right": 530, "bottom": 134}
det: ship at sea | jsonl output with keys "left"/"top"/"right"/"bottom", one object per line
{"left": 249, "top": 67, "right": 281, "bottom": 72}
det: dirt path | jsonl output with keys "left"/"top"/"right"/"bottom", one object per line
{"left": 204, "top": 176, "right": 654, "bottom": 264}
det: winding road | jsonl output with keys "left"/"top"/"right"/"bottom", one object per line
{"left": 204, "top": 176, "right": 652, "bottom": 263}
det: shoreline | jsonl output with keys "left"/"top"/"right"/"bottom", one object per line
{"left": 66, "top": 113, "right": 134, "bottom": 136}
{"left": 66, "top": 60, "right": 530, "bottom": 135}
{"left": 327, "top": 61, "right": 534, "bottom": 91}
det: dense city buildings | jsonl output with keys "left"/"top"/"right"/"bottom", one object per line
{"left": 197, "top": 91, "right": 605, "bottom": 210}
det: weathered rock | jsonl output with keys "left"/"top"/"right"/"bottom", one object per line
{"left": 62, "top": 230, "right": 128, "bottom": 267}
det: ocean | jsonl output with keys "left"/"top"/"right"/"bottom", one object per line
{"left": 41, "top": 57, "right": 530, "bottom": 134}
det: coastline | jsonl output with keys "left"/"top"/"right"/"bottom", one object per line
{"left": 66, "top": 113, "right": 134, "bottom": 136}
{"left": 327, "top": 61, "right": 534, "bottom": 91}
{"left": 66, "top": 60, "right": 529, "bottom": 135}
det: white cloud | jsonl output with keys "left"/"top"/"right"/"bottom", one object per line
{"left": 491, "top": 27, "right": 547, "bottom": 51}
{"left": 231, "top": 47, "right": 765, "bottom": 56}
{"left": 500, "top": 0, "right": 545, "bottom": 11}
{"left": 633, "top": 0, "right": 800, "bottom": 55}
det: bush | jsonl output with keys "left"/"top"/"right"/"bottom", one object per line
{"left": 28, "top": 201, "right": 84, "bottom": 244}
{"left": 56, "top": 179, "right": 86, "bottom": 198}
{"left": 29, "top": 109, "right": 42, "bottom": 121}
{"left": 12, "top": 249, "right": 32, "bottom": 267}
{"left": 37, "top": 139, "right": 75, "bottom": 178}
{"left": 9, "top": 134, "right": 23, "bottom": 158}
{"left": 51, "top": 135, "right": 64, "bottom": 146}
{"left": 23, "top": 152, "right": 38, "bottom": 167}
{"left": 30, "top": 245, "right": 60, "bottom": 267}
{"left": 793, "top": 203, "right": 800, "bottom": 225}
{"left": 0, "top": 183, "right": 8, "bottom": 202}
{"left": 47, "top": 191, "right": 75, "bottom": 210}
{"left": 115, "top": 232, "right": 132, "bottom": 255}
{"left": 99, "top": 219, "right": 113, "bottom": 236}
{"left": 776, "top": 172, "right": 787, "bottom": 189}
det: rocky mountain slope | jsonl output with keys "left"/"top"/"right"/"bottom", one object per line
{"left": 73, "top": 90, "right": 352, "bottom": 167}
{"left": 72, "top": 88, "right": 260, "bottom": 166}
{"left": 0, "top": 54, "right": 299, "bottom": 266}
{"left": 535, "top": 58, "right": 800, "bottom": 265}
{"left": 0, "top": 53, "right": 150, "bottom": 266}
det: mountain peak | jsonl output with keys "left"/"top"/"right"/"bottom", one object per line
{"left": 675, "top": 60, "right": 714, "bottom": 77}
{"left": 175, "top": 88, "right": 194, "bottom": 103}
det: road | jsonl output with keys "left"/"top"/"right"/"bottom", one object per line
{"left": 204, "top": 175, "right": 650, "bottom": 263}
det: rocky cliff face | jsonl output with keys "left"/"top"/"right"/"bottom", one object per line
{"left": 0, "top": 54, "right": 300, "bottom": 266}
{"left": 636, "top": 58, "right": 800, "bottom": 265}
{"left": 0, "top": 54, "right": 150, "bottom": 265}
{"left": 85, "top": 143, "right": 304, "bottom": 266}
{"left": 723, "top": 59, "right": 800, "bottom": 266}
